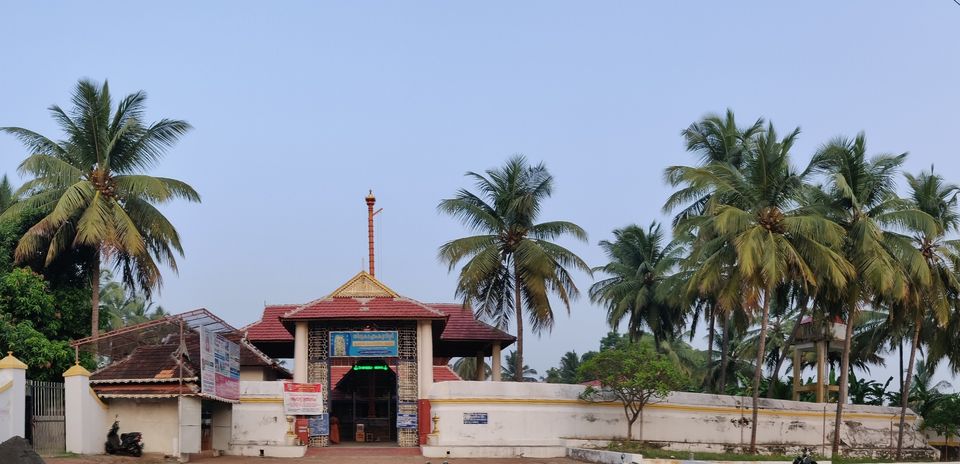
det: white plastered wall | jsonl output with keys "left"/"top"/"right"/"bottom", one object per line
{"left": 0, "top": 365, "right": 25, "bottom": 442}
{"left": 425, "top": 381, "right": 933, "bottom": 459}
{"left": 229, "top": 381, "right": 305, "bottom": 457}
{"left": 107, "top": 398, "right": 182, "bottom": 455}
{"left": 64, "top": 373, "right": 107, "bottom": 454}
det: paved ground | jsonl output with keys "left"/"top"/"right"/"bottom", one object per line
{"left": 46, "top": 455, "right": 579, "bottom": 464}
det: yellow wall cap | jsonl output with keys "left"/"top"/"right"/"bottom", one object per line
{"left": 0, "top": 351, "right": 27, "bottom": 370}
{"left": 63, "top": 362, "right": 91, "bottom": 377}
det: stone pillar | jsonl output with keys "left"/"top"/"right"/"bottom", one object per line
{"left": 491, "top": 342, "right": 502, "bottom": 381}
{"left": 294, "top": 322, "right": 308, "bottom": 383}
{"left": 64, "top": 362, "right": 106, "bottom": 454}
{"left": 417, "top": 320, "right": 434, "bottom": 396}
{"left": 0, "top": 351, "right": 27, "bottom": 442}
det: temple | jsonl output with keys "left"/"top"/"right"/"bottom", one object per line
{"left": 243, "top": 191, "right": 514, "bottom": 447}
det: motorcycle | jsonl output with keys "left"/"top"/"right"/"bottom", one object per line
{"left": 105, "top": 417, "right": 144, "bottom": 457}
{"left": 792, "top": 448, "right": 817, "bottom": 464}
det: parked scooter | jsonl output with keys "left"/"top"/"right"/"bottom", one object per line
{"left": 793, "top": 448, "right": 817, "bottom": 464}
{"left": 105, "top": 416, "right": 144, "bottom": 457}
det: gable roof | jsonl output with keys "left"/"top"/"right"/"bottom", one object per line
{"left": 282, "top": 271, "right": 447, "bottom": 322}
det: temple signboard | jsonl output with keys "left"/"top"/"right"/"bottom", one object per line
{"left": 329, "top": 331, "right": 398, "bottom": 357}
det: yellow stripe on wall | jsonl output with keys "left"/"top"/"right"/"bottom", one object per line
{"left": 240, "top": 397, "right": 284, "bottom": 404}
{"left": 0, "top": 380, "right": 12, "bottom": 394}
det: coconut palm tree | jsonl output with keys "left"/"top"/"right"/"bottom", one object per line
{"left": 666, "top": 110, "right": 764, "bottom": 393}
{"left": 668, "top": 124, "right": 853, "bottom": 452}
{"left": 438, "top": 155, "right": 591, "bottom": 381}
{"left": 893, "top": 169, "right": 960, "bottom": 457}
{"left": 590, "top": 222, "right": 684, "bottom": 348}
{"left": 501, "top": 350, "right": 538, "bottom": 382}
{"left": 1, "top": 79, "right": 200, "bottom": 340}
{"left": 806, "top": 135, "right": 933, "bottom": 456}
{"left": 452, "top": 356, "right": 491, "bottom": 380}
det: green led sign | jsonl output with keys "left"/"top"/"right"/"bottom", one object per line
{"left": 352, "top": 365, "right": 389, "bottom": 371}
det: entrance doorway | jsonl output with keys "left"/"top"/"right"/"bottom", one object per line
{"left": 330, "top": 360, "right": 397, "bottom": 444}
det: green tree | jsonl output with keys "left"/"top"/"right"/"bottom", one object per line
{"left": 920, "top": 394, "right": 960, "bottom": 460}
{"left": 98, "top": 269, "right": 167, "bottom": 332}
{"left": 438, "top": 155, "right": 590, "bottom": 381}
{"left": 805, "top": 134, "right": 932, "bottom": 456}
{"left": 501, "top": 350, "right": 538, "bottom": 382}
{"left": 667, "top": 110, "right": 763, "bottom": 393}
{"left": 579, "top": 344, "right": 687, "bottom": 443}
{"left": 544, "top": 351, "right": 582, "bottom": 384}
{"left": 0, "top": 268, "right": 85, "bottom": 380}
{"left": 893, "top": 169, "right": 960, "bottom": 457}
{"left": 1, "top": 79, "right": 200, "bottom": 340}
{"left": 590, "top": 222, "right": 683, "bottom": 347}
{"left": 451, "top": 356, "right": 490, "bottom": 380}
{"left": 667, "top": 124, "right": 853, "bottom": 452}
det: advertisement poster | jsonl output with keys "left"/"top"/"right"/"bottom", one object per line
{"left": 329, "top": 331, "right": 398, "bottom": 357}
{"left": 199, "top": 328, "right": 240, "bottom": 400}
{"left": 283, "top": 382, "right": 324, "bottom": 415}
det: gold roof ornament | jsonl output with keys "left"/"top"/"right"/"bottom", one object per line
{"left": 0, "top": 351, "right": 27, "bottom": 370}
{"left": 328, "top": 271, "right": 399, "bottom": 298}
{"left": 63, "top": 362, "right": 92, "bottom": 378}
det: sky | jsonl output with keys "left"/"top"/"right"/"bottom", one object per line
{"left": 2, "top": 1, "right": 960, "bottom": 388}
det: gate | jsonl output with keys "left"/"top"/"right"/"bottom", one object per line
{"left": 25, "top": 380, "right": 66, "bottom": 456}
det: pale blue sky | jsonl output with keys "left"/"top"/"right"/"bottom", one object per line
{"left": 2, "top": 2, "right": 960, "bottom": 384}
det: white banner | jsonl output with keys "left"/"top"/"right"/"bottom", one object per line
{"left": 283, "top": 382, "right": 324, "bottom": 415}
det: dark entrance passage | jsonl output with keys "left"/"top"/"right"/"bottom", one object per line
{"left": 330, "top": 360, "right": 397, "bottom": 444}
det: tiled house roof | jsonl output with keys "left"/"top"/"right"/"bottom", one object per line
{"left": 244, "top": 305, "right": 297, "bottom": 341}
{"left": 429, "top": 304, "right": 515, "bottom": 343}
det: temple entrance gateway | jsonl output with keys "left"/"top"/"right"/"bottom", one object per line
{"left": 331, "top": 360, "right": 398, "bottom": 443}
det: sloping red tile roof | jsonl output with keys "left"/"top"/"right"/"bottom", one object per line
{"left": 91, "top": 331, "right": 290, "bottom": 382}
{"left": 93, "top": 383, "right": 199, "bottom": 397}
{"left": 283, "top": 297, "right": 447, "bottom": 321}
{"left": 429, "top": 304, "right": 515, "bottom": 343}
{"left": 244, "top": 305, "right": 297, "bottom": 341}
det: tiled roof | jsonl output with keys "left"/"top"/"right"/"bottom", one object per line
{"left": 283, "top": 296, "right": 447, "bottom": 321}
{"left": 91, "top": 331, "right": 290, "bottom": 382}
{"left": 93, "top": 383, "right": 199, "bottom": 398}
{"left": 429, "top": 304, "right": 516, "bottom": 343}
{"left": 244, "top": 305, "right": 296, "bottom": 341}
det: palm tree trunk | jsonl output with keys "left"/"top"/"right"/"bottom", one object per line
{"left": 91, "top": 257, "right": 100, "bottom": 338}
{"left": 899, "top": 339, "right": 905, "bottom": 396}
{"left": 896, "top": 319, "right": 922, "bottom": 460}
{"left": 514, "top": 260, "right": 524, "bottom": 382}
{"left": 719, "top": 315, "right": 731, "bottom": 393}
{"left": 749, "top": 289, "right": 772, "bottom": 453}
{"left": 706, "top": 305, "right": 715, "bottom": 393}
{"left": 832, "top": 303, "right": 857, "bottom": 457}
{"left": 768, "top": 305, "right": 807, "bottom": 399}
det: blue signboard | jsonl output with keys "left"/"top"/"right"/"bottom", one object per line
{"left": 309, "top": 414, "right": 329, "bottom": 436}
{"left": 463, "top": 412, "right": 488, "bottom": 424}
{"left": 397, "top": 413, "right": 418, "bottom": 429}
{"left": 329, "top": 331, "right": 399, "bottom": 357}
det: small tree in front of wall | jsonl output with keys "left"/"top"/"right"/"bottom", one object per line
{"left": 579, "top": 344, "right": 687, "bottom": 444}
{"left": 922, "top": 394, "right": 960, "bottom": 461}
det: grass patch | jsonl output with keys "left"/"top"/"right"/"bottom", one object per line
{"left": 605, "top": 442, "right": 934, "bottom": 463}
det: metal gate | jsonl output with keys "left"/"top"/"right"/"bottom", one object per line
{"left": 25, "top": 380, "right": 66, "bottom": 456}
